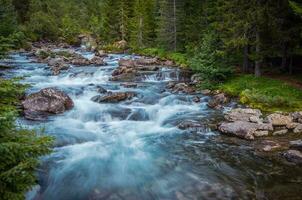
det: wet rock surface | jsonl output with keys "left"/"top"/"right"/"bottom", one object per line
{"left": 91, "top": 92, "right": 136, "bottom": 103}
{"left": 22, "top": 88, "right": 74, "bottom": 120}
{"left": 207, "top": 93, "right": 228, "bottom": 109}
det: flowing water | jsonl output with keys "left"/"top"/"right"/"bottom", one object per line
{"left": 1, "top": 49, "right": 302, "bottom": 200}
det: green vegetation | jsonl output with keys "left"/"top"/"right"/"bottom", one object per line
{"left": 0, "top": 79, "right": 53, "bottom": 200}
{"left": 221, "top": 75, "right": 302, "bottom": 112}
{"left": 133, "top": 48, "right": 188, "bottom": 67}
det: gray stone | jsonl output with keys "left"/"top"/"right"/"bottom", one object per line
{"left": 267, "top": 113, "right": 293, "bottom": 126}
{"left": 290, "top": 140, "right": 302, "bottom": 151}
{"left": 294, "top": 124, "right": 302, "bottom": 133}
{"left": 282, "top": 150, "right": 302, "bottom": 164}
{"left": 273, "top": 129, "right": 289, "bottom": 136}
{"left": 224, "top": 108, "right": 262, "bottom": 122}
{"left": 254, "top": 131, "right": 269, "bottom": 137}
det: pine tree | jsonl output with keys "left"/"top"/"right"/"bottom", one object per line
{"left": 0, "top": 0, "right": 18, "bottom": 37}
{"left": 0, "top": 79, "right": 53, "bottom": 200}
{"left": 130, "top": 0, "right": 156, "bottom": 48}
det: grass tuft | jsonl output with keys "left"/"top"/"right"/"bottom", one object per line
{"left": 220, "top": 75, "right": 302, "bottom": 112}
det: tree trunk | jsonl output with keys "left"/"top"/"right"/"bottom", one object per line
{"left": 138, "top": 17, "right": 143, "bottom": 47}
{"left": 173, "top": 0, "right": 177, "bottom": 52}
{"left": 281, "top": 43, "right": 288, "bottom": 71}
{"left": 289, "top": 55, "right": 293, "bottom": 75}
{"left": 255, "top": 29, "right": 261, "bottom": 77}
{"left": 243, "top": 45, "right": 249, "bottom": 73}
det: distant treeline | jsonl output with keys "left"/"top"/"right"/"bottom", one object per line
{"left": 1, "top": 0, "right": 302, "bottom": 79}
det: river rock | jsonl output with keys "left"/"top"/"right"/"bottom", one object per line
{"left": 170, "top": 83, "right": 195, "bottom": 94}
{"left": 191, "top": 74, "right": 202, "bottom": 84}
{"left": 282, "top": 150, "right": 302, "bottom": 164}
{"left": 273, "top": 129, "right": 289, "bottom": 136}
{"left": 90, "top": 56, "right": 107, "bottom": 66}
{"left": 254, "top": 131, "right": 269, "bottom": 137}
{"left": 192, "top": 96, "right": 201, "bottom": 103}
{"left": 135, "top": 57, "right": 159, "bottom": 66}
{"left": 293, "top": 124, "right": 302, "bottom": 133}
{"left": 96, "top": 86, "right": 107, "bottom": 94}
{"left": 208, "top": 93, "right": 227, "bottom": 109}
{"left": 112, "top": 66, "right": 136, "bottom": 76}
{"left": 218, "top": 120, "right": 273, "bottom": 140}
{"left": 114, "top": 40, "right": 127, "bottom": 49}
{"left": 290, "top": 140, "right": 302, "bottom": 151}
{"left": 162, "top": 60, "right": 174, "bottom": 66}
{"left": 218, "top": 121, "right": 258, "bottom": 140}
{"left": 224, "top": 108, "right": 262, "bottom": 123}
{"left": 110, "top": 73, "right": 139, "bottom": 82}
{"left": 91, "top": 92, "right": 135, "bottom": 103}
{"left": 287, "top": 122, "right": 300, "bottom": 129}
{"left": 22, "top": 88, "right": 74, "bottom": 120}
{"left": 120, "top": 83, "right": 138, "bottom": 88}
{"left": 291, "top": 111, "right": 302, "bottom": 122}
{"left": 177, "top": 120, "right": 207, "bottom": 132}
{"left": 118, "top": 59, "right": 135, "bottom": 68}
{"left": 261, "top": 140, "right": 282, "bottom": 152}
{"left": 95, "top": 50, "right": 108, "bottom": 57}
{"left": 267, "top": 113, "right": 293, "bottom": 126}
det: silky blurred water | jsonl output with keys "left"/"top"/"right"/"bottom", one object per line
{"left": 1, "top": 49, "right": 302, "bottom": 200}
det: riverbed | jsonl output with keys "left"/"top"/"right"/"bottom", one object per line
{"left": 1, "top": 48, "right": 302, "bottom": 200}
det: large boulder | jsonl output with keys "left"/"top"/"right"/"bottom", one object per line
{"left": 22, "top": 88, "right": 74, "bottom": 120}
{"left": 267, "top": 113, "right": 293, "bottom": 126}
{"left": 208, "top": 93, "right": 228, "bottom": 109}
{"left": 218, "top": 121, "right": 258, "bottom": 140}
{"left": 224, "top": 108, "right": 262, "bottom": 123}
{"left": 91, "top": 92, "right": 135, "bottom": 103}
{"left": 218, "top": 121, "right": 273, "bottom": 140}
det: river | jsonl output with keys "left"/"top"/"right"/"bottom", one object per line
{"left": 1, "top": 48, "right": 302, "bottom": 200}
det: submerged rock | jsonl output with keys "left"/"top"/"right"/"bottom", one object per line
{"left": 290, "top": 140, "right": 302, "bottom": 151}
{"left": 96, "top": 86, "right": 107, "bottom": 94}
{"left": 22, "top": 88, "right": 74, "bottom": 120}
{"left": 282, "top": 150, "right": 302, "bottom": 164}
{"left": 91, "top": 92, "right": 135, "bottom": 103}
{"left": 177, "top": 120, "right": 207, "bottom": 132}
{"left": 120, "top": 82, "right": 138, "bottom": 88}
{"left": 261, "top": 140, "right": 282, "bottom": 152}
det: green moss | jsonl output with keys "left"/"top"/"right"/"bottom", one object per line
{"left": 220, "top": 75, "right": 302, "bottom": 112}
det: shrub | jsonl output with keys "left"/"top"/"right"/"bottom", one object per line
{"left": 190, "top": 32, "right": 234, "bottom": 89}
